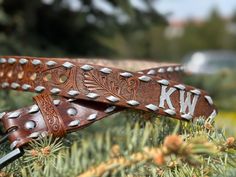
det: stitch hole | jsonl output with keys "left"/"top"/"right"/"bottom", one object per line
{"left": 7, "top": 70, "right": 12, "bottom": 78}
{"left": 60, "top": 75, "right": 67, "bottom": 83}
{"left": 18, "top": 71, "right": 24, "bottom": 79}
{"left": 44, "top": 73, "right": 52, "bottom": 81}
{"left": 30, "top": 73, "right": 37, "bottom": 81}
{"left": 7, "top": 126, "right": 18, "bottom": 133}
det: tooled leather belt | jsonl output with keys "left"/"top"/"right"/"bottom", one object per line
{"left": 0, "top": 56, "right": 217, "bottom": 168}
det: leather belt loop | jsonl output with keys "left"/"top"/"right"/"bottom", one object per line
{"left": 33, "top": 93, "right": 66, "bottom": 137}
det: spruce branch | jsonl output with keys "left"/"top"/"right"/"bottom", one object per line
{"left": 77, "top": 134, "right": 218, "bottom": 177}
{"left": 1, "top": 112, "right": 236, "bottom": 177}
{"left": 22, "top": 135, "right": 63, "bottom": 176}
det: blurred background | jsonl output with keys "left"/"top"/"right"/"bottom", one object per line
{"left": 0, "top": 0, "right": 235, "bottom": 133}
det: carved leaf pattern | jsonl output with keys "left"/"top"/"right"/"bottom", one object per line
{"left": 83, "top": 71, "right": 127, "bottom": 100}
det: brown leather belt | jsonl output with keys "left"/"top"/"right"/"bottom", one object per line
{"left": 0, "top": 56, "right": 217, "bottom": 168}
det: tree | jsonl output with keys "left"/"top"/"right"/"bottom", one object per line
{"left": 0, "top": 0, "right": 167, "bottom": 57}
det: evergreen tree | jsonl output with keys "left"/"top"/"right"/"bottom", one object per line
{"left": 0, "top": 0, "right": 166, "bottom": 57}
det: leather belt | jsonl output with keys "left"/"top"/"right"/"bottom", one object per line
{"left": 0, "top": 56, "right": 217, "bottom": 168}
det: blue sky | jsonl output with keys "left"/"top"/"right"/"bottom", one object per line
{"left": 154, "top": 0, "right": 236, "bottom": 21}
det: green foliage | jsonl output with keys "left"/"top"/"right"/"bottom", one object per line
{"left": 23, "top": 136, "right": 63, "bottom": 176}
{"left": 1, "top": 0, "right": 235, "bottom": 60}
{"left": 0, "top": 0, "right": 166, "bottom": 57}
{"left": 2, "top": 112, "right": 236, "bottom": 177}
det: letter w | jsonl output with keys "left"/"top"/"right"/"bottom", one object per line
{"left": 179, "top": 90, "right": 199, "bottom": 115}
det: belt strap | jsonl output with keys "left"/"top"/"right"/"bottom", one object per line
{"left": 33, "top": 93, "right": 67, "bottom": 137}
{"left": 0, "top": 56, "right": 217, "bottom": 149}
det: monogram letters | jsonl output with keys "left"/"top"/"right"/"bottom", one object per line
{"left": 159, "top": 85, "right": 199, "bottom": 115}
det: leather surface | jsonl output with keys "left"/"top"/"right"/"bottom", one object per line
{"left": 0, "top": 56, "right": 217, "bottom": 148}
